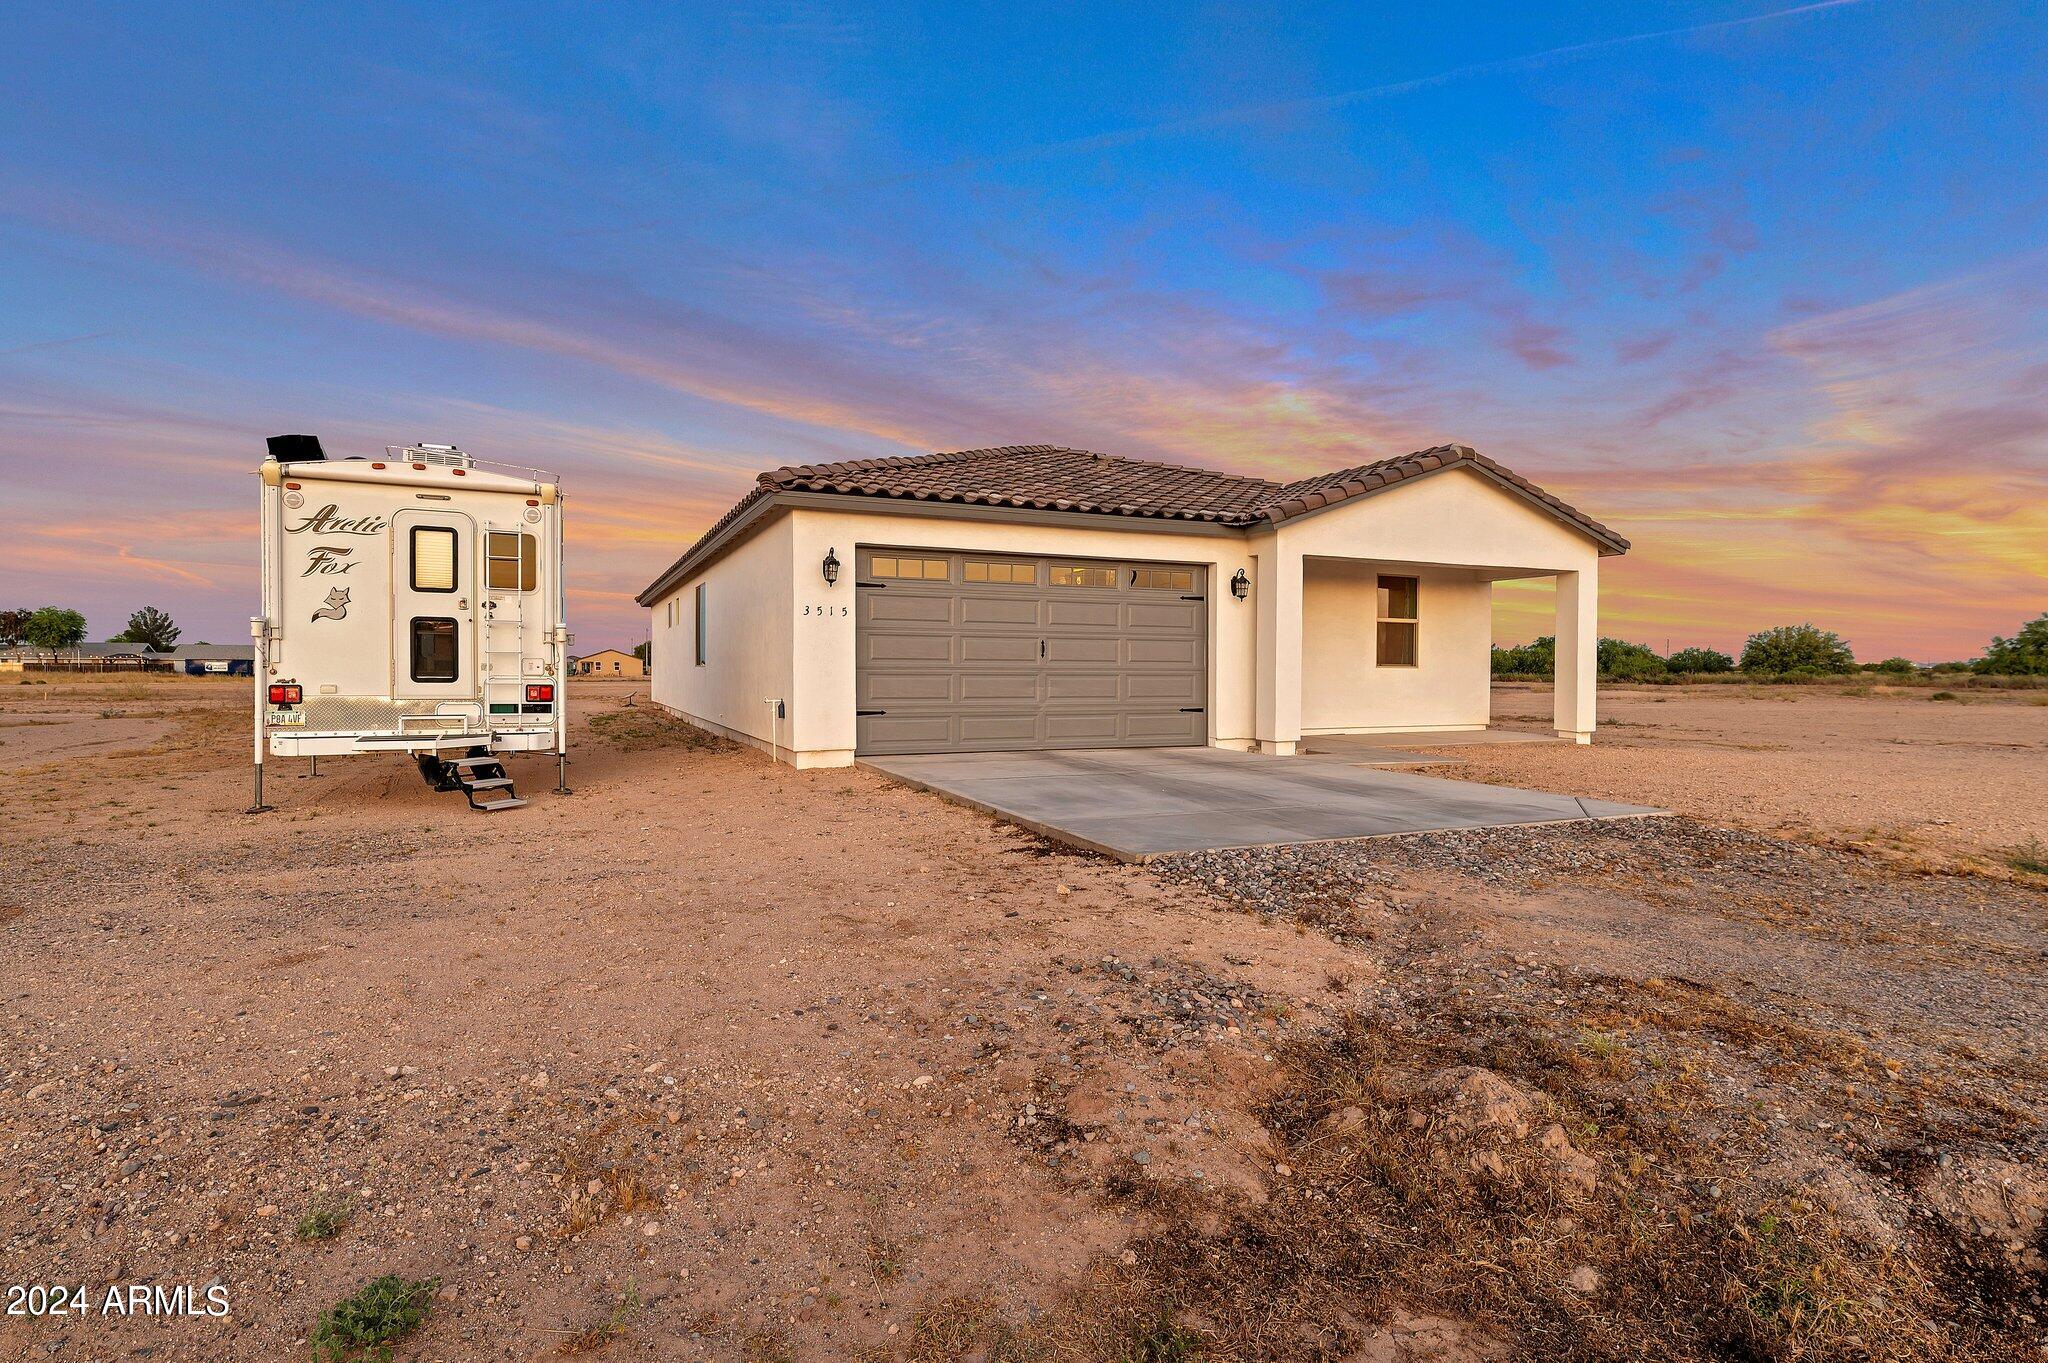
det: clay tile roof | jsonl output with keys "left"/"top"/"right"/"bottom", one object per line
{"left": 637, "top": 443, "right": 1626, "bottom": 603}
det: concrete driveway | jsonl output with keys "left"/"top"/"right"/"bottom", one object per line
{"left": 860, "top": 746, "right": 1663, "bottom": 862}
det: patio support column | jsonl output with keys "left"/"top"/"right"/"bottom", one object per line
{"left": 1253, "top": 546, "right": 1303, "bottom": 755}
{"left": 1553, "top": 565, "right": 1597, "bottom": 744}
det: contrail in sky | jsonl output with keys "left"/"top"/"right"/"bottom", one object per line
{"left": 889, "top": 0, "right": 1877, "bottom": 180}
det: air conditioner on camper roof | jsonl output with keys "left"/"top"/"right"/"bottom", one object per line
{"left": 390, "top": 443, "right": 475, "bottom": 468}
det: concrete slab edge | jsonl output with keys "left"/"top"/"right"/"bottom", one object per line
{"left": 855, "top": 760, "right": 1151, "bottom": 863}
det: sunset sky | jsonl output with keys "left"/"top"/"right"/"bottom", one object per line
{"left": 2, "top": 1, "right": 2043, "bottom": 659}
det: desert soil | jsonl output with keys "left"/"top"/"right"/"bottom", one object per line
{"left": 1, "top": 675, "right": 2044, "bottom": 1362}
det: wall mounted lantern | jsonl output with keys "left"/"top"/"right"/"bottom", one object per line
{"left": 822, "top": 548, "right": 841, "bottom": 585}
{"left": 1230, "top": 568, "right": 1250, "bottom": 601}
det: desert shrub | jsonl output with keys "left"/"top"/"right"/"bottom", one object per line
{"left": 1740, "top": 624, "right": 1855, "bottom": 675}
{"left": 295, "top": 1194, "right": 352, "bottom": 1242}
{"left": 1930, "top": 691, "right": 1958, "bottom": 702}
{"left": 1598, "top": 637, "right": 1667, "bottom": 679}
{"left": 1976, "top": 612, "right": 2048, "bottom": 675}
{"left": 1865, "top": 657, "right": 1917, "bottom": 675}
{"left": 1492, "top": 636, "right": 1555, "bottom": 677}
{"left": 2011, "top": 839, "right": 2048, "bottom": 876}
{"left": 311, "top": 1274, "right": 438, "bottom": 1362}
{"left": 1667, "top": 646, "right": 1735, "bottom": 674}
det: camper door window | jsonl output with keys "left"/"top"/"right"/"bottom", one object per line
{"left": 411, "top": 527, "right": 458, "bottom": 592}
{"left": 410, "top": 618, "right": 459, "bottom": 682}
{"left": 486, "top": 532, "right": 538, "bottom": 591}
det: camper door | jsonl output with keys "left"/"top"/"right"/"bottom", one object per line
{"left": 393, "top": 509, "right": 477, "bottom": 702}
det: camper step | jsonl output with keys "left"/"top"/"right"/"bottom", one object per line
{"left": 472, "top": 796, "right": 527, "bottom": 812}
{"left": 463, "top": 777, "right": 514, "bottom": 791}
{"left": 452, "top": 756, "right": 503, "bottom": 770}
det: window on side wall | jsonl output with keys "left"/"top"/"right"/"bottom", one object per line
{"left": 486, "top": 532, "right": 537, "bottom": 591}
{"left": 1376, "top": 575, "right": 1418, "bottom": 667}
{"left": 694, "top": 583, "right": 707, "bottom": 666}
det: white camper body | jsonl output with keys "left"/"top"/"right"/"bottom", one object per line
{"left": 251, "top": 443, "right": 568, "bottom": 805}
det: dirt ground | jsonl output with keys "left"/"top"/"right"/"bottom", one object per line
{"left": 1461, "top": 681, "right": 2048, "bottom": 873}
{"left": 2, "top": 675, "right": 2044, "bottom": 1362}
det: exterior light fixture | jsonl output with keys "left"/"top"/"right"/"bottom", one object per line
{"left": 1230, "top": 569, "right": 1250, "bottom": 601}
{"left": 822, "top": 547, "right": 841, "bottom": 585}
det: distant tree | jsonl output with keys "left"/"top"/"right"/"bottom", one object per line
{"left": 1977, "top": 612, "right": 2048, "bottom": 676}
{"left": 1866, "top": 656, "right": 1917, "bottom": 675}
{"left": 1491, "top": 636, "right": 1555, "bottom": 676}
{"left": 0, "top": 608, "right": 30, "bottom": 647}
{"left": 123, "top": 606, "right": 181, "bottom": 652}
{"left": 1740, "top": 624, "right": 1855, "bottom": 675}
{"left": 1598, "top": 637, "right": 1667, "bottom": 679}
{"left": 23, "top": 607, "right": 88, "bottom": 652}
{"left": 1667, "top": 646, "right": 1735, "bottom": 674}
{"left": 632, "top": 641, "right": 651, "bottom": 664}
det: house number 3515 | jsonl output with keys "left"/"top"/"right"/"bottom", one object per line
{"left": 801, "top": 604, "right": 849, "bottom": 617}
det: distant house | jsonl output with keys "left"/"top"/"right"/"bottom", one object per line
{"left": 162, "top": 644, "right": 256, "bottom": 676}
{"left": 0, "top": 642, "right": 169, "bottom": 672}
{"left": 571, "top": 648, "right": 645, "bottom": 679}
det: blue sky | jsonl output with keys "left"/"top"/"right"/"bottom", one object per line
{"left": 2, "top": 1, "right": 2043, "bottom": 656}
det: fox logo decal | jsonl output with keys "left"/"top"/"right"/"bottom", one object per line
{"left": 311, "top": 587, "right": 350, "bottom": 623}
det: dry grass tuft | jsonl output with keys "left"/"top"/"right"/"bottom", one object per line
{"left": 585, "top": 707, "right": 732, "bottom": 752}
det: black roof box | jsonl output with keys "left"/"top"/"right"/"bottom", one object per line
{"left": 266, "top": 434, "right": 326, "bottom": 463}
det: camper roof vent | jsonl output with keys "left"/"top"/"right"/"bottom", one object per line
{"left": 391, "top": 443, "right": 475, "bottom": 469}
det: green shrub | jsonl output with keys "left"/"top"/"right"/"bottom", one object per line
{"left": 1599, "top": 637, "right": 1667, "bottom": 679}
{"left": 1865, "top": 656, "right": 1916, "bottom": 675}
{"left": 1740, "top": 624, "right": 1855, "bottom": 675}
{"left": 1977, "top": 612, "right": 2048, "bottom": 675}
{"left": 2011, "top": 839, "right": 2048, "bottom": 876}
{"left": 310, "top": 1274, "right": 439, "bottom": 1362}
{"left": 1666, "top": 646, "right": 1734, "bottom": 674}
{"left": 1491, "top": 636, "right": 1554, "bottom": 676}
{"left": 295, "top": 1194, "right": 352, "bottom": 1242}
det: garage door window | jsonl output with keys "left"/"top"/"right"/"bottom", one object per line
{"left": 1051, "top": 564, "right": 1117, "bottom": 588}
{"left": 1131, "top": 568, "right": 1194, "bottom": 591}
{"left": 1377, "top": 575, "right": 1418, "bottom": 667}
{"left": 870, "top": 556, "right": 949, "bottom": 580}
{"left": 963, "top": 560, "right": 1034, "bottom": 584}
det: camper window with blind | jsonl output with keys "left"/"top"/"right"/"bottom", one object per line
{"left": 411, "top": 526, "right": 458, "bottom": 592}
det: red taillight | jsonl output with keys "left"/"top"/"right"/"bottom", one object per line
{"left": 525, "top": 684, "right": 555, "bottom": 703}
{"left": 268, "top": 684, "right": 302, "bottom": 705}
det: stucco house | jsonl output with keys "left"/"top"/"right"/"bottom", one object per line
{"left": 572, "top": 648, "right": 646, "bottom": 679}
{"left": 637, "top": 444, "right": 1627, "bottom": 768}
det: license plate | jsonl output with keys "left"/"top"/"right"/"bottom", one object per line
{"left": 265, "top": 707, "right": 305, "bottom": 726}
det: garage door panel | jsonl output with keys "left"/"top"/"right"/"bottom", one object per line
{"left": 1046, "top": 599, "right": 1121, "bottom": 628}
{"left": 1127, "top": 602, "right": 1202, "bottom": 630}
{"left": 865, "top": 633, "right": 953, "bottom": 664}
{"left": 868, "top": 593, "right": 953, "bottom": 623}
{"left": 961, "top": 635, "right": 1039, "bottom": 663}
{"left": 1043, "top": 712, "right": 1123, "bottom": 742}
{"left": 960, "top": 673, "right": 1039, "bottom": 701}
{"left": 1125, "top": 672, "right": 1203, "bottom": 702}
{"left": 1127, "top": 636, "right": 1202, "bottom": 666}
{"left": 857, "top": 549, "right": 1206, "bottom": 755}
{"left": 1045, "top": 673, "right": 1119, "bottom": 701}
{"left": 959, "top": 714, "right": 1041, "bottom": 743}
{"left": 1125, "top": 711, "right": 1206, "bottom": 741}
{"left": 960, "top": 597, "right": 1041, "bottom": 626}
{"left": 864, "top": 672, "right": 957, "bottom": 702}
{"left": 1046, "top": 635, "right": 1119, "bottom": 664}
{"left": 863, "top": 714, "right": 956, "bottom": 748}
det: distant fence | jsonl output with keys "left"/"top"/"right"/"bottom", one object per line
{"left": 8, "top": 656, "right": 175, "bottom": 673}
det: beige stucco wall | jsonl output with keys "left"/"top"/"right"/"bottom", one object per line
{"left": 649, "top": 512, "right": 794, "bottom": 754}
{"left": 1300, "top": 561, "right": 1492, "bottom": 733}
{"left": 646, "top": 464, "right": 1608, "bottom": 765}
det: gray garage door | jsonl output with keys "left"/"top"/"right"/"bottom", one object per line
{"left": 856, "top": 548, "right": 1207, "bottom": 755}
